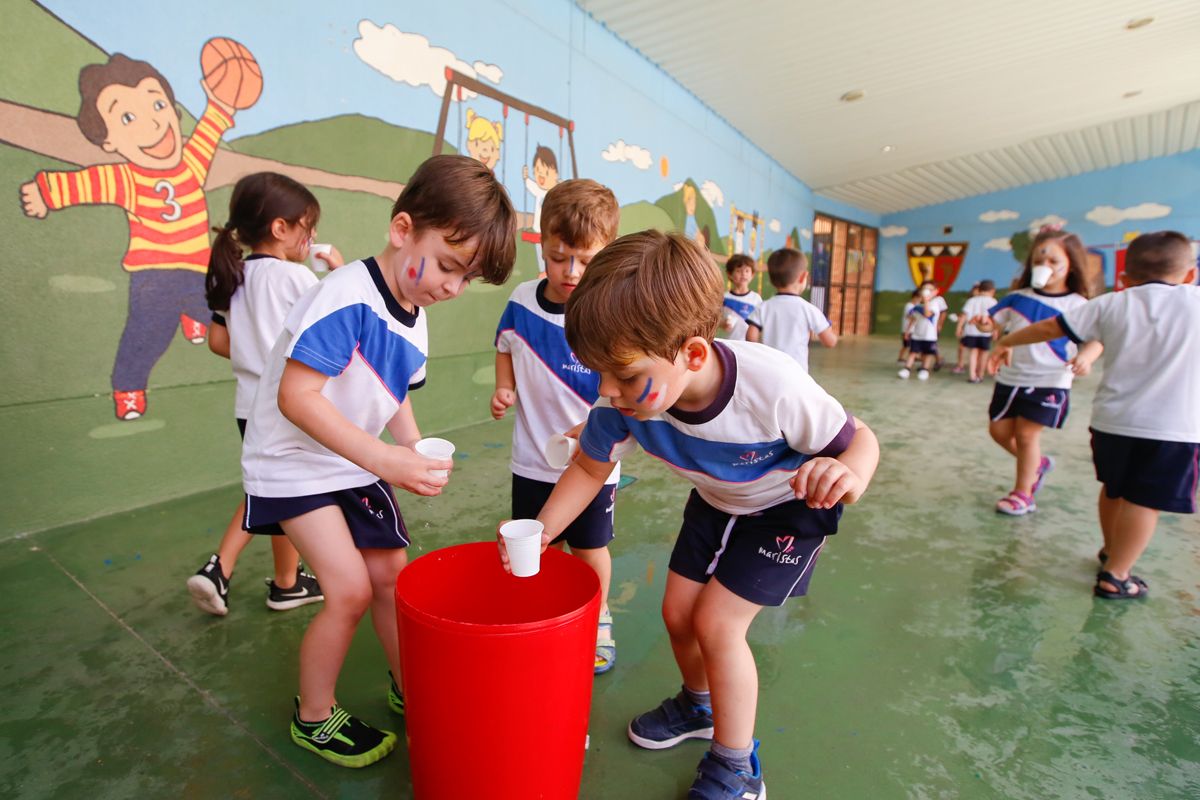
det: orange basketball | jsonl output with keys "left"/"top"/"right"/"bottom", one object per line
{"left": 200, "top": 37, "right": 262, "bottom": 110}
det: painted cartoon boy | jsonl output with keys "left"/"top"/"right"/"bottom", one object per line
{"left": 19, "top": 53, "right": 245, "bottom": 420}
{"left": 522, "top": 144, "right": 559, "bottom": 264}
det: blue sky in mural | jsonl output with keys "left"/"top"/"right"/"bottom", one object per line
{"left": 41, "top": 0, "right": 841, "bottom": 251}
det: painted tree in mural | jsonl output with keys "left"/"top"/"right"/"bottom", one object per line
{"left": 17, "top": 39, "right": 261, "bottom": 421}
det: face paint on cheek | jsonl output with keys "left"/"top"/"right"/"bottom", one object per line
{"left": 403, "top": 256, "right": 416, "bottom": 281}
{"left": 650, "top": 383, "right": 669, "bottom": 410}
{"left": 636, "top": 378, "right": 653, "bottom": 403}
{"left": 416, "top": 257, "right": 426, "bottom": 282}
{"left": 568, "top": 256, "right": 576, "bottom": 277}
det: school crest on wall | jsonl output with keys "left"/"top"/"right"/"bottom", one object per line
{"left": 907, "top": 242, "right": 968, "bottom": 293}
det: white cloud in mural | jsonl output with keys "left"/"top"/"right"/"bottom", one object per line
{"left": 880, "top": 225, "right": 908, "bottom": 237}
{"left": 1028, "top": 214, "right": 1067, "bottom": 231}
{"left": 1085, "top": 202, "right": 1171, "bottom": 226}
{"left": 768, "top": 219, "right": 781, "bottom": 233}
{"left": 984, "top": 237, "right": 1013, "bottom": 251}
{"left": 601, "top": 140, "right": 652, "bottom": 170}
{"left": 700, "top": 180, "right": 724, "bottom": 209}
{"left": 672, "top": 181, "right": 684, "bottom": 192}
{"left": 800, "top": 228, "right": 812, "bottom": 239}
{"left": 979, "top": 209, "right": 1019, "bottom": 223}
{"left": 353, "top": 21, "right": 502, "bottom": 99}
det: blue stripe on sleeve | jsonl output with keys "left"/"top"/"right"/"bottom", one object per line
{"left": 290, "top": 303, "right": 426, "bottom": 400}
{"left": 581, "top": 406, "right": 631, "bottom": 462}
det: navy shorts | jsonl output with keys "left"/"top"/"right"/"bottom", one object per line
{"left": 669, "top": 490, "right": 839, "bottom": 607}
{"left": 511, "top": 474, "right": 615, "bottom": 550}
{"left": 961, "top": 335, "right": 992, "bottom": 351}
{"left": 908, "top": 339, "right": 938, "bottom": 355}
{"left": 989, "top": 383, "right": 1070, "bottom": 429}
{"left": 1091, "top": 429, "right": 1199, "bottom": 514}
{"left": 244, "top": 479, "right": 410, "bottom": 549}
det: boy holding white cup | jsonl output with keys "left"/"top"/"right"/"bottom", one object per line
{"left": 491, "top": 179, "right": 622, "bottom": 674}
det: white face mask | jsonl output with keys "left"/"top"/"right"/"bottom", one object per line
{"left": 1030, "top": 264, "right": 1054, "bottom": 289}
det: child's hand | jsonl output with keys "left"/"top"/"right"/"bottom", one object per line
{"left": 491, "top": 388, "right": 516, "bottom": 419}
{"left": 315, "top": 245, "right": 344, "bottom": 270}
{"left": 200, "top": 78, "right": 236, "bottom": 116}
{"left": 522, "top": 165, "right": 529, "bottom": 181}
{"left": 562, "top": 421, "right": 585, "bottom": 441}
{"left": 496, "top": 519, "right": 551, "bottom": 574}
{"left": 377, "top": 444, "right": 451, "bottom": 496}
{"left": 986, "top": 346, "right": 1012, "bottom": 375}
{"left": 1069, "top": 352, "right": 1096, "bottom": 376}
{"left": 19, "top": 181, "right": 48, "bottom": 218}
{"left": 791, "top": 458, "right": 864, "bottom": 508}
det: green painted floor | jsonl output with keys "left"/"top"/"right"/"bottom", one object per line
{"left": 3, "top": 337, "right": 1198, "bottom": 799}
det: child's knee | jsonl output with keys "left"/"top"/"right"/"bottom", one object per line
{"left": 661, "top": 601, "right": 695, "bottom": 639}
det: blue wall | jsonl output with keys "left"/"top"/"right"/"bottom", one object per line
{"left": 876, "top": 150, "right": 1200, "bottom": 291}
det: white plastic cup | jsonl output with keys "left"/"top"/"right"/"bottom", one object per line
{"left": 500, "top": 519, "right": 544, "bottom": 578}
{"left": 415, "top": 437, "right": 455, "bottom": 478}
{"left": 309, "top": 243, "right": 333, "bottom": 272}
{"left": 544, "top": 434, "right": 579, "bottom": 470}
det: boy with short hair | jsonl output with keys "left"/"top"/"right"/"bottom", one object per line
{"left": 745, "top": 247, "right": 836, "bottom": 371}
{"left": 997, "top": 231, "right": 1199, "bottom": 600}
{"left": 899, "top": 280, "right": 947, "bottom": 380}
{"left": 492, "top": 178, "right": 623, "bottom": 674}
{"left": 719, "top": 254, "right": 761, "bottom": 340}
{"left": 242, "top": 155, "right": 515, "bottom": 766}
{"left": 499, "top": 231, "right": 879, "bottom": 798}
{"left": 959, "top": 279, "right": 998, "bottom": 383}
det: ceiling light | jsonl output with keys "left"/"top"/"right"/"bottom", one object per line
{"left": 840, "top": 89, "right": 865, "bottom": 103}
{"left": 881, "top": 145, "right": 894, "bottom": 153}
{"left": 1123, "top": 90, "right": 1142, "bottom": 99}
{"left": 1125, "top": 17, "right": 1153, "bottom": 30}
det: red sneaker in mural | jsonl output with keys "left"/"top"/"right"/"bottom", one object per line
{"left": 114, "top": 389, "right": 146, "bottom": 421}
{"left": 180, "top": 313, "right": 208, "bottom": 344}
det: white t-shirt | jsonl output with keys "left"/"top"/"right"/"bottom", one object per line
{"left": 722, "top": 290, "right": 762, "bottom": 342}
{"left": 242, "top": 257, "right": 428, "bottom": 497}
{"left": 579, "top": 340, "right": 854, "bottom": 515}
{"left": 989, "top": 288, "right": 1087, "bottom": 389}
{"left": 1059, "top": 282, "right": 1200, "bottom": 442}
{"left": 218, "top": 255, "right": 318, "bottom": 418}
{"left": 746, "top": 293, "right": 831, "bottom": 372}
{"left": 495, "top": 279, "right": 618, "bottom": 484}
{"left": 901, "top": 301, "right": 916, "bottom": 333}
{"left": 907, "top": 295, "right": 947, "bottom": 341}
{"left": 960, "top": 295, "right": 998, "bottom": 338}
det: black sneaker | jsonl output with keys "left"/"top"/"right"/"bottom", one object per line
{"left": 387, "top": 671, "right": 404, "bottom": 715}
{"left": 627, "top": 688, "right": 714, "bottom": 750}
{"left": 290, "top": 698, "right": 396, "bottom": 768}
{"left": 186, "top": 554, "right": 229, "bottom": 616}
{"left": 265, "top": 567, "right": 324, "bottom": 611}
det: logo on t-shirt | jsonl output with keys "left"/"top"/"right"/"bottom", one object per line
{"left": 734, "top": 449, "right": 775, "bottom": 467}
{"left": 561, "top": 351, "right": 592, "bottom": 375}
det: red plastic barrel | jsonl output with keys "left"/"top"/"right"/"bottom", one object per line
{"left": 395, "top": 542, "right": 601, "bottom": 799}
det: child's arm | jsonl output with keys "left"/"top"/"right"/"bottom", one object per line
{"left": 277, "top": 359, "right": 449, "bottom": 495}
{"left": 791, "top": 417, "right": 879, "bottom": 508}
{"left": 208, "top": 318, "right": 231, "bottom": 359}
{"left": 1070, "top": 340, "right": 1103, "bottom": 376}
{"left": 491, "top": 352, "right": 517, "bottom": 419}
{"left": 745, "top": 324, "right": 762, "bottom": 343}
{"left": 995, "top": 316, "right": 1064, "bottom": 348}
{"left": 817, "top": 327, "right": 838, "bottom": 348}
{"left": 384, "top": 396, "right": 422, "bottom": 448}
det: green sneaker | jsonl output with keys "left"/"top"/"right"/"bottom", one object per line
{"left": 290, "top": 698, "right": 396, "bottom": 768}
{"left": 387, "top": 671, "right": 404, "bottom": 715}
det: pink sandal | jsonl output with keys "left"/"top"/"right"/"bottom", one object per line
{"left": 996, "top": 490, "right": 1036, "bottom": 516}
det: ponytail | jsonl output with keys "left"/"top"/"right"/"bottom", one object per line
{"left": 206, "top": 223, "right": 244, "bottom": 311}
{"left": 204, "top": 172, "right": 321, "bottom": 311}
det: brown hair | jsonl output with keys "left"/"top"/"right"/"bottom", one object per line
{"left": 766, "top": 248, "right": 808, "bottom": 288}
{"left": 391, "top": 155, "right": 516, "bottom": 285}
{"left": 206, "top": 172, "right": 320, "bottom": 311}
{"left": 725, "top": 254, "right": 754, "bottom": 276}
{"left": 539, "top": 179, "right": 619, "bottom": 249}
{"left": 1016, "top": 229, "right": 1093, "bottom": 297}
{"left": 565, "top": 230, "right": 723, "bottom": 371}
{"left": 1125, "top": 231, "right": 1194, "bottom": 281}
{"left": 77, "top": 54, "right": 177, "bottom": 145}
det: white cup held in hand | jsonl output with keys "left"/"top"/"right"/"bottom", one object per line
{"left": 415, "top": 437, "right": 455, "bottom": 478}
{"left": 544, "top": 434, "right": 579, "bottom": 470}
{"left": 500, "top": 519, "right": 544, "bottom": 577}
{"left": 309, "top": 243, "right": 333, "bottom": 272}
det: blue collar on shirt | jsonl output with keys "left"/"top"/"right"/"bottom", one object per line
{"left": 666, "top": 341, "right": 736, "bottom": 425}
{"left": 365, "top": 257, "right": 419, "bottom": 328}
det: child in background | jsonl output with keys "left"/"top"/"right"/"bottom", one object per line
{"left": 720, "top": 254, "right": 762, "bottom": 340}
{"left": 951, "top": 283, "right": 980, "bottom": 374}
{"left": 242, "top": 156, "right": 515, "bottom": 767}
{"left": 746, "top": 247, "right": 837, "bottom": 372}
{"left": 187, "top": 172, "right": 339, "bottom": 616}
{"left": 897, "top": 288, "right": 920, "bottom": 363}
{"left": 981, "top": 228, "right": 1100, "bottom": 516}
{"left": 996, "top": 231, "right": 1199, "bottom": 598}
{"left": 898, "top": 281, "right": 946, "bottom": 380}
{"left": 492, "top": 179, "right": 623, "bottom": 673}
{"left": 499, "top": 231, "right": 879, "bottom": 798}
{"left": 958, "top": 279, "right": 997, "bottom": 384}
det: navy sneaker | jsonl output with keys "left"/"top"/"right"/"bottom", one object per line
{"left": 688, "top": 741, "right": 766, "bottom": 799}
{"left": 265, "top": 567, "right": 324, "bottom": 611}
{"left": 186, "top": 554, "right": 229, "bottom": 616}
{"left": 627, "top": 688, "right": 714, "bottom": 750}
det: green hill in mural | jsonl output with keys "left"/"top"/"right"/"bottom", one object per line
{"left": 618, "top": 201, "right": 675, "bottom": 237}
{"left": 228, "top": 115, "right": 458, "bottom": 184}
{"left": 655, "top": 179, "right": 726, "bottom": 256}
